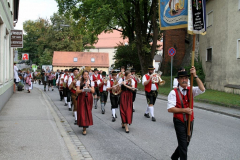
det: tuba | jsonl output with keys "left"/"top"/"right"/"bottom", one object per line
{"left": 112, "top": 78, "right": 121, "bottom": 95}
{"left": 151, "top": 73, "right": 165, "bottom": 86}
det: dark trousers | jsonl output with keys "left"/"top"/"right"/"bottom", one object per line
{"left": 145, "top": 90, "right": 158, "bottom": 105}
{"left": 100, "top": 91, "right": 108, "bottom": 102}
{"left": 132, "top": 90, "right": 137, "bottom": 102}
{"left": 171, "top": 118, "right": 194, "bottom": 160}
{"left": 59, "top": 90, "right": 63, "bottom": 100}
{"left": 110, "top": 93, "right": 119, "bottom": 109}
{"left": 63, "top": 88, "right": 67, "bottom": 97}
{"left": 67, "top": 88, "right": 71, "bottom": 102}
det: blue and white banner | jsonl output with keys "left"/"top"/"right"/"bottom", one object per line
{"left": 159, "top": 0, "right": 188, "bottom": 30}
{"left": 188, "top": 0, "right": 206, "bottom": 34}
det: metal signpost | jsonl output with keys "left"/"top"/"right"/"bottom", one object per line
{"left": 168, "top": 47, "right": 176, "bottom": 89}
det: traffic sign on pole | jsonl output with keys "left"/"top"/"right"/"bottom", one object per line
{"left": 168, "top": 47, "right": 176, "bottom": 57}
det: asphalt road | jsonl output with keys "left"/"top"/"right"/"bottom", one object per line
{"left": 36, "top": 84, "right": 240, "bottom": 160}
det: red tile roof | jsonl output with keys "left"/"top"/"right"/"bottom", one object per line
{"left": 94, "top": 30, "right": 129, "bottom": 48}
{"left": 52, "top": 51, "right": 109, "bottom": 67}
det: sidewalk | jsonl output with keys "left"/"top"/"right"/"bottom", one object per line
{"left": 137, "top": 90, "right": 240, "bottom": 119}
{"left": 0, "top": 87, "right": 89, "bottom": 160}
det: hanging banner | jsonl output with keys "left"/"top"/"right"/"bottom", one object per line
{"left": 188, "top": 0, "right": 206, "bottom": 34}
{"left": 159, "top": 0, "right": 188, "bottom": 30}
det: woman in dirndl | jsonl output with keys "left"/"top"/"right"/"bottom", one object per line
{"left": 76, "top": 70, "right": 95, "bottom": 135}
{"left": 118, "top": 71, "right": 136, "bottom": 133}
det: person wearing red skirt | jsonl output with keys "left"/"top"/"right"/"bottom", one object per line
{"left": 118, "top": 71, "right": 136, "bottom": 133}
{"left": 76, "top": 70, "right": 95, "bottom": 135}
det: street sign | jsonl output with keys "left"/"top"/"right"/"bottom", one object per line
{"left": 22, "top": 53, "right": 29, "bottom": 60}
{"left": 168, "top": 47, "right": 176, "bottom": 56}
{"left": 11, "top": 30, "right": 23, "bottom": 48}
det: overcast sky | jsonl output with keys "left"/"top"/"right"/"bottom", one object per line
{"left": 15, "top": 0, "right": 59, "bottom": 31}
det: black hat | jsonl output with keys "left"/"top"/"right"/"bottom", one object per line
{"left": 148, "top": 65, "right": 155, "bottom": 70}
{"left": 175, "top": 71, "right": 190, "bottom": 78}
{"left": 94, "top": 68, "right": 98, "bottom": 71}
{"left": 64, "top": 69, "right": 69, "bottom": 72}
{"left": 72, "top": 68, "right": 79, "bottom": 72}
{"left": 102, "top": 71, "right": 106, "bottom": 76}
{"left": 131, "top": 68, "right": 136, "bottom": 72}
{"left": 112, "top": 71, "right": 117, "bottom": 76}
{"left": 60, "top": 72, "right": 64, "bottom": 74}
{"left": 69, "top": 69, "right": 73, "bottom": 72}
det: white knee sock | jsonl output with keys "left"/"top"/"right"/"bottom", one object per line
{"left": 64, "top": 97, "right": 67, "bottom": 103}
{"left": 68, "top": 102, "right": 71, "bottom": 108}
{"left": 112, "top": 109, "right": 116, "bottom": 117}
{"left": 145, "top": 105, "right": 149, "bottom": 114}
{"left": 149, "top": 106, "right": 154, "bottom": 117}
{"left": 74, "top": 111, "right": 77, "bottom": 120}
{"left": 133, "top": 104, "right": 135, "bottom": 109}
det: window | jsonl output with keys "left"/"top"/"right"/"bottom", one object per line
{"left": 206, "top": 48, "right": 212, "bottom": 62}
{"left": 91, "top": 58, "right": 95, "bottom": 62}
{"left": 237, "top": 39, "right": 240, "bottom": 59}
{"left": 73, "top": 57, "right": 77, "bottom": 62}
{"left": 207, "top": 11, "right": 213, "bottom": 27}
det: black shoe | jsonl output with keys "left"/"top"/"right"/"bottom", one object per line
{"left": 95, "top": 106, "right": 97, "bottom": 109}
{"left": 74, "top": 120, "right": 77, "bottom": 125}
{"left": 133, "top": 109, "right": 135, "bottom": 112}
{"left": 112, "top": 117, "right": 116, "bottom": 122}
{"left": 152, "top": 117, "right": 156, "bottom": 122}
{"left": 69, "top": 108, "right": 72, "bottom": 111}
{"left": 64, "top": 103, "right": 67, "bottom": 106}
{"left": 144, "top": 113, "right": 150, "bottom": 118}
{"left": 125, "top": 130, "right": 129, "bottom": 133}
{"left": 52, "top": 89, "right": 54, "bottom": 91}
{"left": 44, "top": 90, "right": 46, "bottom": 91}
{"left": 121, "top": 123, "right": 125, "bottom": 128}
{"left": 102, "top": 110, "right": 105, "bottom": 114}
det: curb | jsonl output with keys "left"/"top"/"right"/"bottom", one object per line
{"left": 137, "top": 92, "right": 240, "bottom": 119}
{"left": 38, "top": 88, "right": 93, "bottom": 160}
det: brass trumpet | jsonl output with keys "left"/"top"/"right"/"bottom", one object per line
{"left": 112, "top": 78, "right": 121, "bottom": 95}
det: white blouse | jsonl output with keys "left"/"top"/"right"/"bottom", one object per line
{"left": 118, "top": 77, "right": 135, "bottom": 87}
{"left": 76, "top": 80, "right": 94, "bottom": 87}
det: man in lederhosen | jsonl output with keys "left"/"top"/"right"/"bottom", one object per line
{"left": 90, "top": 68, "right": 102, "bottom": 109}
{"left": 107, "top": 71, "right": 119, "bottom": 122}
{"left": 131, "top": 68, "right": 141, "bottom": 112}
{"left": 168, "top": 66, "right": 205, "bottom": 160}
{"left": 63, "top": 69, "right": 69, "bottom": 107}
{"left": 98, "top": 71, "right": 109, "bottom": 114}
{"left": 142, "top": 65, "right": 158, "bottom": 122}
{"left": 56, "top": 72, "right": 64, "bottom": 101}
{"left": 68, "top": 68, "right": 79, "bottom": 125}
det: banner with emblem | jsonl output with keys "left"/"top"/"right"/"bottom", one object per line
{"left": 188, "top": 0, "right": 206, "bottom": 35}
{"left": 159, "top": 0, "right": 188, "bottom": 30}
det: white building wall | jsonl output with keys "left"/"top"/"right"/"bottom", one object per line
{"left": 199, "top": 0, "right": 240, "bottom": 94}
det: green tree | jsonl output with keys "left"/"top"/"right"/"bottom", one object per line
{"left": 113, "top": 43, "right": 141, "bottom": 73}
{"left": 56, "top": 0, "right": 161, "bottom": 74}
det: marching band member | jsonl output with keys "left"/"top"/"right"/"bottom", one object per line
{"left": 76, "top": 70, "right": 95, "bottom": 135}
{"left": 142, "top": 65, "right": 158, "bottom": 122}
{"left": 168, "top": 66, "right": 205, "bottom": 160}
{"left": 98, "top": 71, "right": 110, "bottom": 114}
{"left": 130, "top": 68, "right": 141, "bottom": 112}
{"left": 118, "top": 71, "right": 135, "bottom": 133}
{"left": 66, "top": 69, "right": 73, "bottom": 111}
{"left": 63, "top": 69, "right": 69, "bottom": 107}
{"left": 90, "top": 68, "right": 102, "bottom": 109}
{"left": 68, "top": 68, "right": 79, "bottom": 125}
{"left": 56, "top": 72, "right": 64, "bottom": 101}
{"left": 107, "top": 71, "right": 119, "bottom": 122}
